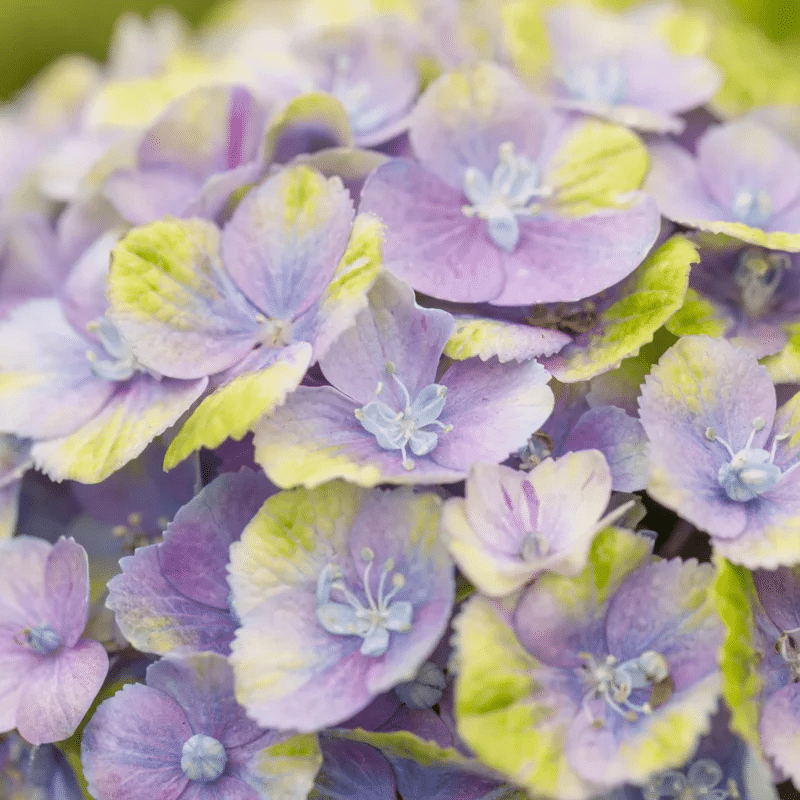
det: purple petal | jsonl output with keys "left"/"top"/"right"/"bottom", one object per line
{"left": 221, "top": 166, "right": 355, "bottom": 320}
{"left": 180, "top": 777, "right": 261, "bottom": 800}
{"left": 104, "top": 167, "right": 201, "bottom": 225}
{"left": 760, "top": 682, "right": 800, "bottom": 782}
{"left": 158, "top": 469, "right": 274, "bottom": 609}
{"left": 753, "top": 566, "right": 800, "bottom": 632}
{"left": 0, "top": 299, "right": 116, "bottom": 439}
{"left": 358, "top": 159, "right": 506, "bottom": 303}
{"left": 43, "top": 538, "right": 90, "bottom": 649}
{"left": 313, "top": 738, "right": 397, "bottom": 800}
{"left": 81, "top": 682, "right": 191, "bottom": 800}
{"left": 16, "top": 639, "right": 108, "bottom": 744}
{"left": 432, "top": 358, "right": 554, "bottom": 470}
{"left": 146, "top": 654, "right": 265, "bottom": 749}
{"left": 319, "top": 273, "right": 453, "bottom": 405}
{"left": 107, "top": 544, "right": 238, "bottom": 657}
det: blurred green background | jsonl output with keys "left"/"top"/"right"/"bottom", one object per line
{"left": 0, "top": 0, "right": 798, "bottom": 99}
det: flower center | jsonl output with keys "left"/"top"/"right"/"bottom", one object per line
{"left": 329, "top": 54, "right": 385, "bottom": 136}
{"left": 500, "top": 478, "right": 551, "bottom": 560}
{"left": 705, "top": 417, "right": 798, "bottom": 502}
{"left": 315, "top": 547, "right": 413, "bottom": 657}
{"left": 254, "top": 313, "right": 294, "bottom": 348}
{"left": 394, "top": 660, "right": 447, "bottom": 709}
{"left": 85, "top": 317, "right": 153, "bottom": 382}
{"left": 20, "top": 624, "right": 63, "bottom": 654}
{"left": 643, "top": 758, "right": 736, "bottom": 800}
{"left": 355, "top": 362, "right": 452, "bottom": 471}
{"left": 462, "top": 141, "right": 552, "bottom": 253}
{"left": 733, "top": 247, "right": 790, "bottom": 319}
{"left": 181, "top": 734, "right": 227, "bottom": 783}
{"left": 775, "top": 628, "right": 800, "bottom": 682}
{"left": 517, "top": 431, "right": 554, "bottom": 469}
{"left": 557, "top": 59, "right": 626, "bottom": 106}
{"left": 577, "top": 650, "right": 669, "bottom": 724}
{"left": 731, "top": 187, "right": 772, "bottom": 228}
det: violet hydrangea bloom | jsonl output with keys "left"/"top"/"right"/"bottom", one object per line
{"left": 639, "top": 334, "right": 800, "bottom": 568}
{"left": 454, "top": 527, "right": 724, "bottom": 799}
{"left": 0, "top": 536, "right": 108, "bottom": 744}
{"left": 543, "top": 3, "right": 721, "bottom": 134}
{"left": 106, "top": 468, "right": 274, "bottom": 656}
{"left": 252, "top": 273, "right": 554, "bottom": 487}
{"left": 443, "top": 452, "right": 614, "bottom": 597}
{"left": 645, "top": 120, "right": 800, "bottom": 251}
{"left": 359, "top": 61, "right": 661, "bottom": 305}
{"left": 227, "top": 481, "right": 454, "bottom": 732}
{"left": 81, "top": 652, "right": 321, "bottom": 800}
{"left": 107, "top": 164, "right": 382, "bottom": 467}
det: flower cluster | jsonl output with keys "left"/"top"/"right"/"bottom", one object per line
{"left": 2, "top": 0, "right": 800, "bottom": 798}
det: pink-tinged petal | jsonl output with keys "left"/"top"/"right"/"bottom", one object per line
{"left": 491, "top": 193, "right": 661, "bottom": 305}
{"left": 108, "top": 219, "right": 261, "bottom": 379}
{"left": 43, "top": 538, "right": 90, "bottom": 649}
{"left": 139, "top": 85, "right": 267, "bottom": 177}
{"left": 180, "top": 777, "right": 260, "bottom": 800}
{"left": 319, "top": 273, "right": 454, "bottom": 406}
{"left": 221, "top": 166, "right": 355, "bottom": 320}
{"left": 644, "top": 141, "right": 732, "bottom": 223}
{"left": 147, "top": 654, "right": 264, "bottom": 748}
{"left": 0, "top": 299, "right": 116, "bottom": 439}
{"left": 760, "top": 682, "right": 800, "bottom": 783}
{"left": 31, "top": 373, "right": 208, "bottom": 484}
{"left": 16, "top": 638, "right": 108, "bottom": 744}
{"left": 104, "top": 167, "right": 201, "bottom": 225}
{"left": 359, "top": 159, "right": 506, "bottom": 303}
{"left": 409, "top": 63, "right": 550, "bottom": 188}
{"left": 252, "top": 386, "right": 465, "bottom": 488}
{"left": 433, "top": 358, "right": 554, "bottom": 470}
{"left": 564, "top": 406, "right": 649, "bottom": 492}
{"left": 81, "top": 682, "right": 190, "bottom": 800}
{"left": 697, "top": 122, "right": 800, "bottom": 220}
{"left": 0, "top": 648, "right": 39, "bottom": 733}
{"left": 639, "top": 335, "right": 776, "bottom": 540}
{"left": 0, "top": 535, "right": 51, "bottom": 626}
{"left": 159, "top": 469, "right": 274, "bottom": 609}
{"left": 107, "top": 545, "right": 237, "bottom": 656}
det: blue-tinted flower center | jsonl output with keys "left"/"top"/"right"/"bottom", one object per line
{"left": 558, "top": 59, "right": 626, "bottom": 106}
{"left": 316, "top": 547, "right": 413, "bottom": 657}
{"left": 355, "top": 362, "right": 452, "bottom": 471}
{"left": 394, "top": 660, "right": 447, "bottom": 709}
{"left": 21, "top": 624, "right": 63, "bottom": 654}
{"left": 181, "top": 734, "right": 227, "bottom": 783}
{"left": 329, "top": 54, "right": 386, "bottom": 136}
{"left": 643, "top": 759, "right": 734, "bottom": 800}
{"left": 85, "top": 317, "right": 153, "bottom": 382}
{"left": 577, "top": 650, "right": 669, "bottom": 723}
{"left": 254, "top": 313, "right": 294, "bottom": 348}
{"left": 462, "top": 142, "right": 552, "bottom": 252}
{"left": 775, "top": 629, "right": 800, "bottom": 682}
{"left": 705, "top": 417, "right": 798, "bottom": 502}
{"left": 734, "top": 247, "right": 790, "bottom": 319}
{"left": 500, "top": 478, "right": 550, "bottom": 560}
{"left": 731, "top": 187, "right": 772, "bottom": 228}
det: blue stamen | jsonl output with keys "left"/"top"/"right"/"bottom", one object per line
{"left": 23, "top": 624, "right": 63, "bottom": 654}
{"left": 181, "top": 734, "right": 227, "bottom": 783}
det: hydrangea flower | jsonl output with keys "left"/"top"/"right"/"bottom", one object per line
{"left": 639, "top": 334, "right": 800, "bottom": 568}
{"left": 0, "top": 435, "right": 31, "bottom": 539}
{"left": 227, "top": 481, "right": 454, "bottom": 731}
{"left": 359, "top": 61, "right": 660, "bottom": 305}
{"left": 0, "top": 536, "right": 108, "bottom": 744}
{"left": 443, "top": 452, "right": 614, "bottom": 597}
{"left": 0, "top": 232, "right": 207, "bottom": 482}
{"left": 542, "top": 3, "right": 720, "bottom": 133}
{"left": 107, "top": 164, "right": 381, "bottom": 466}
{"left": 81, "top": 652, "right": 321, "bottom": 800}
{"left": 454, "top": 527, "right": 724, "bottom": 798}
{"left": 252, "top": 273, "right": 554, "bottom": 487}
{"left": 645, "top": 121, "right": 800, "bottom": 251}
{"left": 0, "top": 733, "right": 84, "bottom": 800}
{"left": 106, "top": 468, "right": 274, "bottom": 656}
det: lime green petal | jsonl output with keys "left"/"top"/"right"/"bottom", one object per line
{"left": 314, "top": 213, "right": 384, "bottom": 359}
{"left": 31, "top": 376, "right": 207, "bottom": 484}
{"left": 665, "top": 287, "right": 732, "bottom": 338}
{"left": 762, "top": 325, "right": 800, "bottom": 383}
{"left": 246, "top": 734, "right": 322, "bottom": 800}
{"left": 500, "top": 0, "right": 553, "bottom": 84}
{"left": 264, "top": 93, "right": 353, "bottom": 164}
{"left": 546, "top": 120, "right": 649, "bottom": 217}
{"left": 163, "top": 344, "right": 312, "bottom": 470}
{"left": 547, "top": 236, "right": 696, "bottom": 382}
{"left": 670, "top": 218, "right": 800, "bottom": 253}
{"left": 453, "top": 596, "right": 598, "bottom": 800}
{"left": 443, "top": 318, "right": 569, "bottom": 362}
{"left": 712, "top": 558, "right": 764, "bottom": 748}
